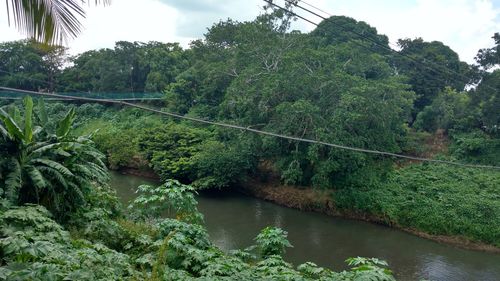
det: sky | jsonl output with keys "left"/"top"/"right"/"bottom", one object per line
{"left": 0, "top": 0, "right": 499, "bottom": 63}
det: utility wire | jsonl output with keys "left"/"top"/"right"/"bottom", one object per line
{"left": 1, "top": 86, "right": 499, "bottom": 170}
{"left": 263, "top": 0, "right": 402, "bottom": 70}
{"left": 264, "top": 0, "right": 318, "bottom": 25}
{"left": 291, "top": 0, "right": 497, "bottom": 92}
{"left": 267, "top": 0, "right": 496, "bottom": 93}
{"left": 0, "top": 8, "right": 496, "bottom": 169}
{"left": 300, "top": 0, "right": 332, "bottom": 17}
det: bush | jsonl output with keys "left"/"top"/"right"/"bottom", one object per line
{"left": 254, "top": 226, "right": 293, "bottom": 258}
{"left": 138, "top": 122, "right": 212, "bottom": 181}
{"left": 334, "top": 163, "right": 500, "bottom": 246}
{"left": 192, "top": 140, "right": 256, "bottom": 189}
{"left": 450, "top": 130, "right": 500, "bottom": 165}
{"left": 0, "top": 205, "right": 142, "bottom": 281}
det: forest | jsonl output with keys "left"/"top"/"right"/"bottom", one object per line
{"left": 1, "top": 7, "right": 499, "bottom": 281}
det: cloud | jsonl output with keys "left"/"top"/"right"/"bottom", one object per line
{"left": 68, "top": 0, "right": 186, "bottom": 55}
{"left": 162, "top": 0, "right": 262, "bottom": 37}
{"left": 159, "top": 0, "right": 225, "bottom": 13}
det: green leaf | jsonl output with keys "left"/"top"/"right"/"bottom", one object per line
{"left": 56, "top": 108, "right": 76, "bottom": 138}
{"left": 27, "top": 166, "right": 47, "bottom": 191}
{"left": 0, "top": 108, "right": 24, "bottom": 141}
{"left": 5, "top": 0, "right": 86, "bottom": 44}
{"left": 30, "top": 142, "right": 60, "bottom": 155}
{"left": 37, "top": 98, "right": 49, "bottom": 127}
{"left": 30, "top": 159, "right": 74, "bottom": 178}
{"left": 5, "top": 159, "right": 22, "bottom": 202}
{"left": 23, "top": 96, "right": 34, "bottom": 142}
{"left": 38, "top": 166, "right": 68, "bottom": 189}
{"left": 0, "top": 122, "right": 9, "bottom": 139}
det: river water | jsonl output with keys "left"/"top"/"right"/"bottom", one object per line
{"left": 110, "top": 171, "right": 500, "bottom": 281}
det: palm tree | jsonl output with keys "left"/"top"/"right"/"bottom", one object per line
{"left": 0, "top": 97, "right": 108, "bottom": 220}
{"left": 5, "top": 0, "right": 111, "bottom": 44}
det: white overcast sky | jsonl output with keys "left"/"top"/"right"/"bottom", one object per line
{"left": 1, "top": 0, "right": 499, "bottom": 63}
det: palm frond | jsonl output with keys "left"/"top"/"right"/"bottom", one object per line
{"left": 80, "top": 147, "right": 106, "bottom": 160}
{"left": 70, "top": 163, "right": 92, "bottom": 178}
{"left": 23, "top": 96, "right": 34, "bottom": 143}
{"left": 52, "top": 148, "right": 71, "bottom": 157}
{"left": 83, "top": 161, "right": 108, "bottom": 182}
{"left": 37, "top": 98, "right": 49, "bottom": 127}
{"left": 38, "top": 166, "right": 68, "bottom": 189}
{"left": 79, "top": 148, "right": 107, "bottom": 168}
{"left": 56, "top": 107, "right": 76, "bottom": 137}
{"left": 4, "top": 159, "right": 22, "bottom": 202}
{"left": 30, "top": 158, "right": 74, "bottom": 177}
{"left": 6, "top": 0, "right": 84, "bottom": 44}
{"left": 26, "top": 166, "right": 47, "bottom": 191}
{"left": 0, "top": 123, "right": 9, "bottom": 140}
{"left": 67, "top": 181, "right": 85, "bottom": 203}
{"left": 5, "top": 0, "right": 111, "bottom": 44}
{"left": 29, "top": 142, "right": 60, "bottom": 155}
{"left": 0, "top": 108, "right": 24, "bottom": 141}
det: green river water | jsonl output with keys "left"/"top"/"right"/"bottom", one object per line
{"left": 110, "top": 171, "right": 500, "bottom": 281}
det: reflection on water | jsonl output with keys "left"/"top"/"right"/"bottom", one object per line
{"left": 110, "top": 171, "right": 500, "bottom": 281}
{"left": 255, "top": 201, "right": 262, "bottom": 222}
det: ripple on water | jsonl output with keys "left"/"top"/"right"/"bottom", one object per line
{"left": 109, "top": 172, "right": 500, "bottom": 281}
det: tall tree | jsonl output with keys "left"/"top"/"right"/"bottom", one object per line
{"left": 0, "top": 40, "right": 66, "bottom": 91}
{"left": 311, "top": 15, "right": 390, "bottom": 55}
{"left": 475, "top": 33, "right": 500, "bottom": 70}
{"left": 394, "top": 38, "right": 472, "bottom": 115}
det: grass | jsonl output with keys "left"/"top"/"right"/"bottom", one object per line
{"left": 334, "top": 163, "right": 500, "bottom": 247}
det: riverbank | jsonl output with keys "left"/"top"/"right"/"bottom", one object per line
{"left": 239, "top": 177, "right": 500, "bottom": 254}
{"left": 110, "top": 170, "right": 500, "bottom": 281}
{"left": 116, "top": 165, "right": 500, "bottom": 253}
{"left": 116, "top": 167, "right": 160, "bottom": 179}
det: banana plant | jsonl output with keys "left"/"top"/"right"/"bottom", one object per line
{"left": 0, "top": 96, "right": 108, "bottom": 220}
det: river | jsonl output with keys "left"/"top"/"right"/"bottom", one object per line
{"left": 110, "top": 171, "right": 500, "bottom": 281}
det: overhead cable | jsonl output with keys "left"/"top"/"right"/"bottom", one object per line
{"left": 266, "top": 0, "right": 497, "bottom": 93}
{"left": 1, "top": 86, "right": 499, "bottom": 170}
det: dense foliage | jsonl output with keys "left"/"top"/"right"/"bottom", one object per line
{"left": 0, "top": 156, "right": 396, "bottom": 280}
{"left": 0, "top": 204, "right": 396, "bottom": 280}
{"left": 0, "top": 97, "right": 108, "bottom": 221}
{"left": 0, "top": 101, "right": 397, "bottom": 279}
{"left": 1, "top": 3, "right": 499, "bottom": 259}
{"left": 334, "top": 163, "right": 500, "bottom": 246}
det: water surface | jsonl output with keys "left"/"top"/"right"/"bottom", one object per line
{"left": 110, "top": 171, "right": 500, "bottom": 281}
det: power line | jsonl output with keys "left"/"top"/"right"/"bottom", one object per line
{"left": 1, "top": 86, "right": 499, "bottom": 171}
{"left": 292, "top": 0, "right": 498, "bottom": 92}
{"left": 267, "top": 0, "right": 497, "bottom": 93}
{"left": 300, "top": 0, "right": 332, "bottom": 17}
{"left": 264, "top": 0, "right": 318, "bottom": 25}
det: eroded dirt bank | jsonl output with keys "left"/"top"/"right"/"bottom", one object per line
{"left": 116, "top": 167, "right": 500, "bottom": 253}
{"left": 239, "top": 178, "right": 500, "bottom": 254}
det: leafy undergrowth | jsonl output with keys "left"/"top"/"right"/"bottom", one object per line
{"left": 334, "top": 163, "right": 500, "bottom": 247}
{"left": 0, "top": 182, "right": 396, "bottom": 281}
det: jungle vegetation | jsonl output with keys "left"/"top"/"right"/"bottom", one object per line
{"left": 0, "top": 97, "right": 396, "bottom": 280}
{"left": 0, "top": 7, "right": 499, "bottom": 279}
